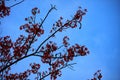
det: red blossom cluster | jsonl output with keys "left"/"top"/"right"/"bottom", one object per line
{"left": 4, "top": 63, "right": 40, "bottom": 80}
{"left": 73, "top": 7, "right": 87, "bottom": 22}
{"left": 63, "top": 43, "right": 89, "bottom": 62}
{"left": 90, "top": 70, "right": 102, "bottom": 80}
{"left": 40, "top": 41, "right": 58, "bottom": 64}
{"left": 30, "top": 63, "right": 40, "bottom": 74}
{"left": 25, "top": 8, "right": 40, "bottom": 24}
{"left": 13, "top": 35, "right": 29, "bottom": 59}
{"left": 5, "top": 69, "right": 31, "bottom": 80}
{"left": 50, "top": 17, "right": 63, "bottom": 33}
{"left": 0, "top": 36, "right": 13, "bottom": 70}
{"left": 0, "top": 36, "right": 13, "bottom": 80}
{"left": 20, "top": 23, "right": 44, "bottom": 37}
{"left": 39, "top": 39, "right": 89, "bottom": 80}
{"left": 63, "top": 36, "right": 69, "bottom": 47}
{"left": 66, "top": 8, "right": 87, "bottom": 29}
{"left": 20, "top": 7, "right": 44, "bottom": 37}
{"left": 31, "top": 7, "right": 40, "bottom": 15}
{"left": 50, "top": 8, "right": 87, "bottom": 34}
{"left": 50, "top": 69, "right": 62, "bottom": 80}
{"left": 0, "top": 1, "right": 10, "bottom": 18}
{"left": 41, "top": 57, "right": 65, "bottom": 80}
{"left": 46, "top": 60, "right": 63, "bottom": 80}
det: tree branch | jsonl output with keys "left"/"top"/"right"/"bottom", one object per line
{"left": 9, "top": 0, "right": 25, "bottom": 8}
{"left": 0, "top": 52, "right": 35, "bottom": 72}
{"left": 35, "top": 26, "right": 64, "bottom": 53}
{"left": 34, "top": 53, "right": 79, "bottom": 59}
{"left": 38, "top": 5, "right": 57, "bottom": 29}
{"left": 40, "top": 63, "right": 76, "bottom": 80}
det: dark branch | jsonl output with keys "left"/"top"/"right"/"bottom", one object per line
{"left": 35, "top": 25, "right": 64, "bottom": 53}
{"left": 40, "top": 63, "right": 76, "bottom": 80}
{"left": 9, "top": 0, "right": 25, "bottom": 8}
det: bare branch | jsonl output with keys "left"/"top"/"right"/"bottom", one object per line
{"left": 9, "top": 0, "right": 25, "bottom": 8}
{"left": 40, "top": 63, "right": 76, "bottom": 80}
{"left": 38, "top": 5, "right": 57, "bottom": 29}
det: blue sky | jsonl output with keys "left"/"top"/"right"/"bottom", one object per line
{"left": 0, "top": 0, "right": 120, "bottom": 80}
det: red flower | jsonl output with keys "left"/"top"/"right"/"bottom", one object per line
{"left": 0, "top": 1, "right": 10, "bottom": 18}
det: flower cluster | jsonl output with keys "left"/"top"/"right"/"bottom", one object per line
{"left": 39, "top": 40, "right": 89, "bottom": 80}
{"left": 63, "top": 36, "right": 69, "bottom": 47}
{"left": 63, "top": 44, "right": 89, "bottom": 62}
{"left": 20, "top": 7, "right": 44, "bottom": 37}
{"left": 90, "top": 70, "right": 102, "bottom": 80}
{"left": 50, "top": 7, "right": 87, "bottom": 34}
{"left": 73, "top": 44, "right": 89, "bottom": 56}
{"left": 5, "top": 69, "right": 31, "bottom": 80}
{"left": 0, "top": 1, "right": 10, "bottom": 18}
{"left": 50, "top": 17, "right": 63, "bottom": 33}
{"left": 41, "top": 41, "right": 58, "bottom": 64}
{"left": 41, "top": 59, "right": 64, "bottom": 80}
{"left": 13, "top": 35, "right": 27, "bottom": 59}
{"left": 0, "top": 36, "right": 13, "bottom": 70}
{"left": 4, "top": 63, "right": 40, "bottom": 80}
{"left": 73, "top": 7, "right": 87, "bottom": 22}
{"left": 31, "top": 7, "right": 40, "bottom": 15}
{"left": 30, "top": 63, "right": 40, "bottom": 74}
{"left": 0, "top": 36, "right": 13, "bottom": 56}
{"left": 20, "top": 23, "right": 44, "bottom": 37}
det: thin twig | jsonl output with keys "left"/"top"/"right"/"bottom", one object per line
{"left": 38, "top": 5, "right": 57, "bottom": 29}
{"left": 34, "top": 53, "right": 79, "bottom": 59}
{"left": 9, "top": 0, "right": 25, "bottom": 8}
{"left": 40, "top": 63, "right": 76, "bottom": 80}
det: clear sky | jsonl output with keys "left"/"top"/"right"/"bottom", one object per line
{"left": 0, "top": 0, "right": 120, "bottom": 80}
